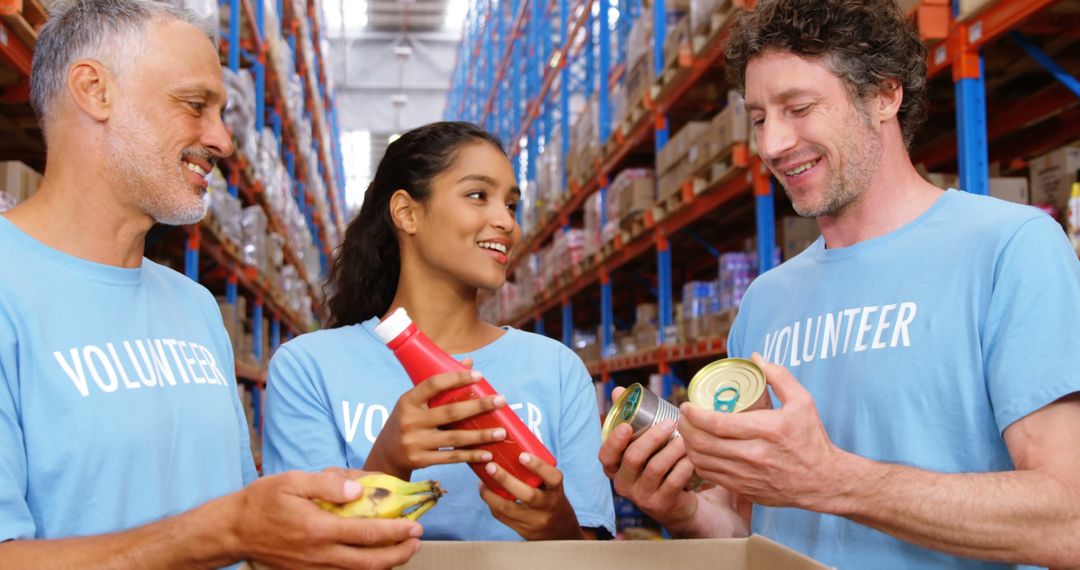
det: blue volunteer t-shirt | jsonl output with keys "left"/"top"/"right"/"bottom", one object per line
{"left": 262, "top": 319, "right": 616, "bottom": 540}
{"left": 0, "top": 217, "right": 257, "bottom": 542}
{"left": 728, "top": 189, "right": 1080, "bottom": 569}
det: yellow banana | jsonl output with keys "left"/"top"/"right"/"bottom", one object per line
{"left": 317, "top": 473, "right": 445, "bottom": 521}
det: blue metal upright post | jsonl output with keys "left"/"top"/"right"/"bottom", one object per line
{"left": 227, "top": 278, "right": 238, "bottom": 310}
{"left": 271, "top": 316, "right": 281, "bottom": 352}
{"left": 254, "top": 0, "right": 265, "bottom": 132}
{"left": 229, "top": 0, "right": 240, "bottom": 71}
{"left": 253, "top": 300, "right": 264, "bottom": 362}
{"left": 251, "top": 300, "right": 264, "bottom": 429}
{"left": 562, "top": 300, "right": 574, "bottom": 347}
{"left": 756, "top": 183, "right": 776, "bottom": 272}
{"left": 952, "top": 1, "right": 988, "bottom": 196}
{"left": 601, "top": 274, "right": 614, "bottom": 357}
{"left": 185, "top": 228, "right": 199, "bottom": 281}
{"left": 657, "top": 232, "right": 672, "bottom": 343}
{"left": 535, "top": 316, "right": 546, "bottom": 336}
{"left": 653, "top": 0, "right": 669, "bottom": 150}
{"left": 560, "top": 0, "right": 571, "bottom": 193}
{"left": 599, "top": 0, "right": 611, "bottom": 142}
{"left": 955, "top": 59, "right": 988, "bottom": 196}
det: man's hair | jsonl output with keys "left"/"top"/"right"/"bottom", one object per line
{"left": 30, "top": 0, "right": 210, "bottom": 130}
{"left": 725, "top": 0, "right": 929, "bottom": 148}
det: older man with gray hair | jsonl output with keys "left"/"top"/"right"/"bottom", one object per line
{"left": 0, "top": 1, "right": 422, "bottom": 568}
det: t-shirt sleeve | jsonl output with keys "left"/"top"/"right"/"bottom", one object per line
{"left": 555, "top": 346, "right": 616, "bottom": 536}
{"left": 984, "top": 214, "right": 1080, "bottom": 432}
{"left": 0, "top": 300, "right": 33, "bottom": 541}
{"left": 262, "top": 344, "right": 347, "bottom": 474}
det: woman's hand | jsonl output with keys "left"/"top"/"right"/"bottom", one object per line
{"left": 365, "top": 361, "right": 508, "bottom": 480}
{"left": 478, "top": 452, "right": 586, "bottom": 541}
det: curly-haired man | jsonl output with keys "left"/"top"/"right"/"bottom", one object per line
{"left": 600, "top": 0, "right": 1080, "bottom": 568}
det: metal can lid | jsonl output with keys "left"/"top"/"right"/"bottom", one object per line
{"left": 687, "top": 358, "right": 766, "bottom": 413}
{"left": 601, "top": 383, "right": 645, "bottom": 442}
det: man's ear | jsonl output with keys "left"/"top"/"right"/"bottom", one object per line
{"left": 67, "top": 59, "right": 114, "bottom": 122}
{"left": 875, "top": 78, "right": 903, "bottom": 124}
{"left": 389, "top": 189, "right": 420, "bottom": 235}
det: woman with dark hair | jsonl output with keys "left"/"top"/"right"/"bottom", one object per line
{"left": 261, "top": 122, "right": 615, "bottom": 541}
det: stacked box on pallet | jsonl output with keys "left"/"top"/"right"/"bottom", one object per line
{"left": 537, "top": 129, "right": 565, "bottom": 227}
{"left": 780, "top": 216, "right": 820, "bottom": 261}
{"left": 552, "top": 228, "right": 587, "bottom": 278}
{"left": 681, "top": 280, "right": 719, "bottom": 341}
{"left": 1029, "top": 144, "right": 1080, "bottom": 217}
{"left": 568, "top": 96, "right": 599, "bottom": 188}
{"left": 633, "top": 303, "right": 660, "bottom": 349}
{"left": 612, "top": 168, "right": 656, "bottom": 229}
{"left": 584, "top": 192, "right": 603, "bottom": 258}
{"left": 0, "top": 160, "right": 42, "bottom": 211}
{"left": 661, "top": 15, "right": 692, "bottom": 73}
{"left": 689, "top": 91, "right": 749, "bottom": 182}
{"left": 689, "top": 0, "right": 731, "bottom": 36}
{"left": 657, "top": 121, "right": 709, "bottom": 202}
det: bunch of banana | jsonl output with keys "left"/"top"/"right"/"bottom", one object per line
{"left": 316, "top": 473, "right": 446, "bottom": 522}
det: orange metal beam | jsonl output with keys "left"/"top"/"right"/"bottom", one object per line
{"left": 927, "top": 0, "right": 1060, "bottom": 79}
{"left": 0, "top": 19, "right": 33, "bottom": 76}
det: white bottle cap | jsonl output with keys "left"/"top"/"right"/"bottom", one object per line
{"left": 373, "top": 307, "right": 412, "bottom": 344}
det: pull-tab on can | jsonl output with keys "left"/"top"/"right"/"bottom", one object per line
{"left": 687, "top": 358, "right": 770, "bottom": 413}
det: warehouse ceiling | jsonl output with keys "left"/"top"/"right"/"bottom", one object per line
{"left": 321, "top": 0, "right": 465, "bottom": 212}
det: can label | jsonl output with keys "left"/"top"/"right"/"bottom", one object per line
{"left": 687, "top": 358, "right": 769, "bottom": 413}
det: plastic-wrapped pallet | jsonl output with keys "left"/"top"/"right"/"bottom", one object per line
{"left": 718, "top": 252, "right": 754, "bottom": 310}
{"left": 681, "top": 280, "right": 718, "bottom": 340}
{"left": 583, "top": 192, "right": 603, "bottom": 258}
{"left": 161, "top": 0, "right": 220, "bottom": 44}
{"left": 222, "top": 68, "right": 257, "bottom": 160}
{"left": 0, "top": 192, "right": 17, "bottom": 213}
{"left": 241, "top": 206, "right": 269, "bottom": 273}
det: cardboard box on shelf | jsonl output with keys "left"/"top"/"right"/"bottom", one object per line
{"left": 957, "top": 0, "right": 993, "bottom": 20}
{"left": 615, "top": 172, "right": 656, "bottom": 226}
{"left": 0, "top": 160, "right": 42, "bottom": 203}
{"left": 658, "top": 159, "right": 694, "bottom": 202}
{"left": 657, "top": 121, "right": 709, "bottom": 175}
{"left": 712, "top": 91, "right": 749, "bottom": 156}
{"left": 662, "top": 15, "right": 692, "bottom": 70}
{"left": 1029, "top": 145, "right": 1080, "bottom": 212}
{"left": 624, "top": 54, "right": 654, "bottom": 113}
{"left": 781, "top": 216, "right": 820, "bottom": 261}
{"left": 988, "top": 177, "right": 1029, "bottom": 205}
{"left": 401, "top": 536, "right": 829, "bottom": 570}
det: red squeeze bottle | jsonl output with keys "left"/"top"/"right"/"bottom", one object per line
{"left": 374, "top": 308, "right": 557, "bottom": 501}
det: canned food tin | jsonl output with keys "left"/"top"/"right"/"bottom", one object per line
{"left": 601, "top": 383, "right": 704, "bottom": 491}
{"left": 602, "top": 383, "right": 681, "bottom": 442}
{"left": 687, "top": 358, "right": 769, "bottom": 413}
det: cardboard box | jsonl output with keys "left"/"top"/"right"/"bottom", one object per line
{"left": 712, "top": 91, "right": 749, "bottom": 156}
{"left": 781, "top": 216, "right": 820, "bottom": 261}
{"left": 657, "top": 121, "right": 709, "bottom": 175}
{"left": 1029, "top": 145, "right": 1080, "bottom": 211}
{"left": 662, "top": 15, "right": 692, "bottom": 70}
{"left": 0, "top": 160, "right": 42, "bottom": 203}
{"left": 401, "top": 536, "right": 829, "bottom": 570}
{"left": 988, "top": 177, "right": 1029, "bottom": 205}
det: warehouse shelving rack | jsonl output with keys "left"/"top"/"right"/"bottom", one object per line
{"left": 0, "top": 0, "right": 349, "bottom": 435}
{"left": 445, "top": 0, "right": 1080, "bottom": 402}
